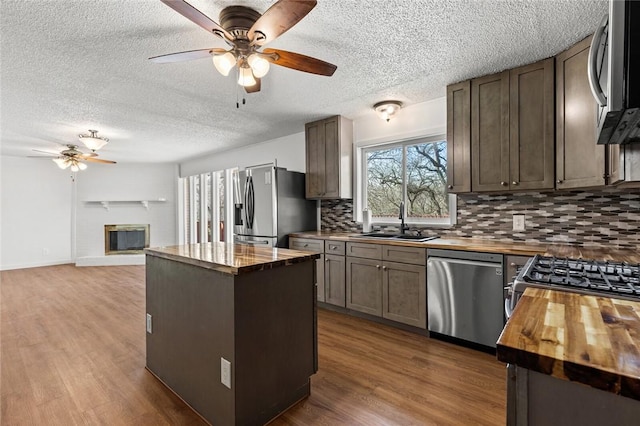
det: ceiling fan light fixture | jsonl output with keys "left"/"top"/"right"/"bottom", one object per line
{"left": 238, "top": 64, "right": 257, "bottom": 87}
{"left": 78, "top": 130, "right": 109, "bottom": 151}
{"left": 374, "top": 101, "right": 403, "bottom": 122}
{"left": 213, "top": 51, "right": 236, "bottom": 76}
{"left": 247, "top": 53, "right": 270, "bottom": 78}
{"left": 53, "top": 157, "right": 70, "bottom": 169}
{"left": 77, "top": 161, "right": 88, "bottom": 171}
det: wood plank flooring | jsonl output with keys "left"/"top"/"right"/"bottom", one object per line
{"left": 1, "top": 264, "right": 506, "bottom": 425}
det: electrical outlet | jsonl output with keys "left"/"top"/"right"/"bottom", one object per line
{"left": 513, "top": 214, "right": 526, "bottom": 232}
{"left": 146, "top": 313, "right": 152, "bottom": 334}
{"left": 221, "top": 357, "right": 231, "bottom": 389}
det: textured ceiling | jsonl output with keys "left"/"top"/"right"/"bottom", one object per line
{"left": 1, "top": 0, "right": 608, "bottom": 164}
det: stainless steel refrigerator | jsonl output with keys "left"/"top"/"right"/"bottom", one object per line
{"left": 233, "top": 163, "right": 317, "bottom": 247}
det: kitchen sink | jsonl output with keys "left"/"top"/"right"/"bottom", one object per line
{"left": 355, "top": 232, "right": 439, "bottom": 242}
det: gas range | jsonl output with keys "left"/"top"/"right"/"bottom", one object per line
{"left": 505, "top": 254, "right": 640, "bottom": 318}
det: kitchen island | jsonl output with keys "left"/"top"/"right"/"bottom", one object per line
{"left": 145, "top": 243, "right": 319, "bottom": 426}
{"left": 497, "top": 287, "right": 640, "bottom": 425}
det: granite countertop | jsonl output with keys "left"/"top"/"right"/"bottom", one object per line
{"left": 290, "top": 231, "right": 640, "bottom": 260}
{"left": 497, "top": 287, "right": 640, "bottom": 400}
{"left": 145, "top": 243, "right": 320, "bottom": 275}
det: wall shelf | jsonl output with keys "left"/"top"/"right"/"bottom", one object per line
{"left": 84, "top": 199, "right": 166, "bottom": 211}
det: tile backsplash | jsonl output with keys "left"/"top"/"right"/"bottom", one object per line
{"left": 321, "top": 187, "right": 640, "bottom": 249}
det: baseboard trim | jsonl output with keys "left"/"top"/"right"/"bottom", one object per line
{"left": 0, "top": 259, "right": 73, "bottom": 271}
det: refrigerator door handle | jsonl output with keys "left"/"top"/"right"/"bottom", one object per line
{"left": 245, "top": 176, "right": 255, "bottom": 229}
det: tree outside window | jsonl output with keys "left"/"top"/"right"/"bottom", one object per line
{"left": 364, "top": 137, "right": 450, "bottom": 223}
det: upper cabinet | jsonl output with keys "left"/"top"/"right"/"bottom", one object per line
{"left": 471, "top": 59, "right": 555, "bottom": 192}
{"left": 446, "top": 81, "right": 471, "bottom": 193}
{"left": 555, "top": 37, "right": 621, "bottom": 188}
{"left": 305, "top": 115, "right": 353, "bottom": 199}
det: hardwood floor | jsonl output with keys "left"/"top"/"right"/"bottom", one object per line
{"left": 1, "top": 264, "right": 506, "bottom": 425}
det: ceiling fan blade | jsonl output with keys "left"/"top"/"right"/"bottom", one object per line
{"left": 32, "top": 149, "right": 61, "bottom": 155}
{"left": 244, "top": 78, "right": 261, "bottom": 93}
{"left": 149, "top": 48, "right": 226, "bottom": 63}
{"left": 83, "top": 157, "right": 116, "bottom": 164}
{"left": 28, "top": 155, "right": 57, "bottom": 158}
{"left": 161, "top": 0, "right": 231, "bottom": 40}
{"left": 248, "top": 0, "right": 317, "bottom": 46}
{"left": 262, "top": 48, "right": 336, "bottom": 76}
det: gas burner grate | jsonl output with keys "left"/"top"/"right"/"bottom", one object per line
{"left": 523, "top": 255, "right": 640, "bottom": 297}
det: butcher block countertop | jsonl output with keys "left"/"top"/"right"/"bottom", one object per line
{"left": 290, "top": 231, "right": 640, "bottom": 261}
{"left": 145, "top": 243, "right": 319, "bottom": 275}
{"left": 497, "top": 288, "right": 640, "bottom": 400}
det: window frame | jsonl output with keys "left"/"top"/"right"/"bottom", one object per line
{"left": 356, "top": 134, "right": 456, "bottom": 227}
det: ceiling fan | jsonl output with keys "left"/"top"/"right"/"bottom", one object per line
{"left": 150, "top": 0, "right": 337, "bottom": 94}
{"left": 31, "top": 144, "right": 116, "bottom": 172}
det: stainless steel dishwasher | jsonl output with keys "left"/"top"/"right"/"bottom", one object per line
{"left": 427, "top": 249, "right": 504, "bottom": 348}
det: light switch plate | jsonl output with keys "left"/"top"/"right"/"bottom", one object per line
{"left": 221, "top": 357, "right": 231, "bottom": 389}
{"left": 146, "top": 313, "right": 152, "bottom": 333}
{"left": 513, "top": 214, "right": 525, "bottom": 231}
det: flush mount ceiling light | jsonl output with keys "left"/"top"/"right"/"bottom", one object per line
{"left": 78, "top": 129, "right": 109, "bottom": 151}
{"left": 374, "top": 101, "right": 403, "bottom": 122}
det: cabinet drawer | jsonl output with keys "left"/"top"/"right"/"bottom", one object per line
{"left": 289, "top": 238, "right": 324, "bottom": 254}
{"left": 324, "top": 240, "right": 346, "bottom": 256}
{"left": 346, "top": 242, "right": 382, "bottom": 259}
{"left": 382, "top": 245, "right": 426, "bottom": 265}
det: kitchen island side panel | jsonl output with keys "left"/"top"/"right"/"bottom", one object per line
{"left": 234, "top": 260, "right": 316, "bottom": 425}
{"left": 145, "top": 255, "right": 235, "bottom": 426}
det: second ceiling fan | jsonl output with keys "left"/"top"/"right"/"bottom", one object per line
{"left": 150, "top": 0, "right": 337, "bottom": 93}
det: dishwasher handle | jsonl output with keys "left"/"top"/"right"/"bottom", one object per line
{"left": 427, "top": 256, "right": 503, "bottom": 273}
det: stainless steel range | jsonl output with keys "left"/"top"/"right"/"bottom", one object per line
{"left": 505, "top": 254, "right": 640, "bottom": 319}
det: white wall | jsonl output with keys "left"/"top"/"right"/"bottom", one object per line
{"left": 75, "top": 163, "right": 178, "bottom": 260}
{"left": 180, "top": 132, "right": 306, "bottom": 177}
{"left": 1, "top": 156, "right": 74, "bottom": 270}
{"left": 353, "top": 97, "right": 446, "bottom": 146}
{"left": 0, "top": 157, "right": 178, "bottom": 270}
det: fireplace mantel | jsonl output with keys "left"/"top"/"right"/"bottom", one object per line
{"left": 84, "top": 199, "right": 166, "bottom": 211}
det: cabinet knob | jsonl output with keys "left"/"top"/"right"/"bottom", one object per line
{"left": 304, "top": 244, "right": 309, "bottom": 247}
{"left": 510, "top": 262, "right": 517, "bottom": 267}
{"left": 376, "top": 265, "right": 380, "bottom": 269}
{"left": 382, "top": 266, "right": 387, "bottom": 270}
{"left": 331, "top": 246, "right": 336, "bottom": 250}
{"left": 501, "top": 181, "right": 508, "bottom": 186}
{"left": 512, "top": 181, "right": 519, "bottom": 186}
{"left": 325, "top": 258, "right": 329, "bottom": 262}
{"left": 556, "top": 180, "right": 563, "bottom": 184}
{"left": 447, "top": 185, "right": 453, "bottom": 190}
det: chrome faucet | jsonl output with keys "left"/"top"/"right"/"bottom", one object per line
{"left": 399, "top": 201, "right": 410, "bottom": 234}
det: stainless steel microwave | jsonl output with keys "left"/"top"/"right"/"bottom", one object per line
{"left": 588, "top": 0, "right": 640, "bottom": 144}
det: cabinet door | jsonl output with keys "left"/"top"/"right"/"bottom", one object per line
{"left": 305, "top": 120, "right": 325, "bottom": 198}
{"left": 346, "top": 257, "right": 382, "bottom": 316}
{"left": 324, "top": 254, "right": 346, "bottom": 307}
{"left": 472, "top": 71, "right": 510, "bottom": 192}
{"left": 510, "top": 58, "right": 555, "bottom": 191}
{"left": 446, "top": 80, "right": 471, "bottom": 193}
{"left": 322, "top": 116, "right": 340, "bottom": 198}
{"left": 382, "top": 262, "right": 426, "bottom": 328}
{"left": 556, "top": 38, "right": 605, "bottom": 189}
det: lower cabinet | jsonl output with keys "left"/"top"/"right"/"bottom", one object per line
{"left": 346, "top": 242, "right": 427, "bottom": 329}
{"left": 325, "top": 254, "right": 346, "bottom": 307}
{"left": 346, "top": 257, "right": 383, "bottom": 316}
{"left": 289, "top": 237, "right": 326, "bottom": 302}
{"left": 382, "top": 261, "right": 427, "bottom": 328}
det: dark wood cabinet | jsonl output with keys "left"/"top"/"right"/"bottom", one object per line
{"left": 289, "top": 237, "right": 326, "bottom": 302}
{"left": 346, "top": 242, "right": 426, "bottom": 329}
{"left": 346, "top": 256, "right": 383, "bottom": 316}
{"left": 509, "top": 58, "right": 555, "bottom": 190}
{"left": 471, "top": 71, "right": 510, "bottom": 192}
{"left": 325, "top": 253, "right": 346, "bottom": 307}
{"left": 470, "top": 58, "right": 555, "bottom": 192}
{"left": 446, "top": 80, "right": 472, "bottom": 193}
{"left": 305, "top": 115, "right": 352, "bottom": 199}
{"left": 556, "top": 37, "right": 621, "bottom": 189}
